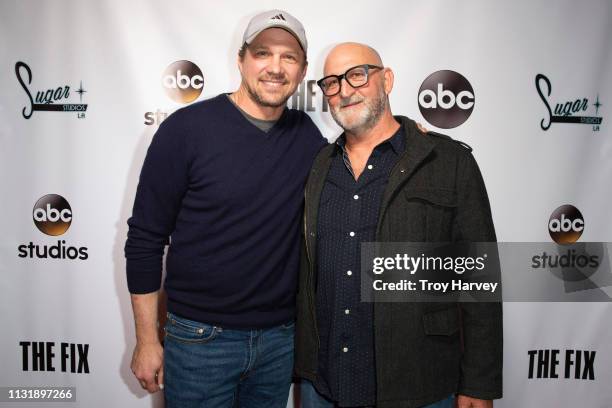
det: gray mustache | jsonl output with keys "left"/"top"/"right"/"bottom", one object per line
{"left": 338, "top": 96, "right": 365, "bottom": 108}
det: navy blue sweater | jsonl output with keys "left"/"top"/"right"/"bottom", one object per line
{"left": 125, "top": 94, "right": 327, "bottom": 328}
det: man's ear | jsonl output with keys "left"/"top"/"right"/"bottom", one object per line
{"left": 237, "top": 55, "right": 244, "bottom": 76}
{"left": 383, "top": 67, "right": 394, "bottom": 95}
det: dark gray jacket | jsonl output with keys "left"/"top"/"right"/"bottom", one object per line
{"left": 295, "top": 116, "right": 503, "bottom": 408}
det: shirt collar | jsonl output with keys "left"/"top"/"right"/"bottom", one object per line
{"left": 335, "top": 124, "right": 405, "bottom": 155}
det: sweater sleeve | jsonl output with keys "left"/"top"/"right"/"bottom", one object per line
{"left": 124, "top": 116, "right": 190, "bottom": 294}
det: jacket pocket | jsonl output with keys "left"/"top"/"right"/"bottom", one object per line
{"left": 403, "top": 188, "right": 457, "bottom": 241}
{"left": 404, "top": 188, "right": 457, "bottom": 207}
{"left": 422, "top": 307, "right": 460, "bottom": 336}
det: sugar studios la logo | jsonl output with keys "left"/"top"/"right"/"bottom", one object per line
{"left": 18, "top": 194, "right": 88, "bottom": 260}
{"left": 536, "top": 73, "right": 603, "bottom": 131}
{"left": 15, "top": 62, "right": 88, "bottom": 119}
{"left": 144, "top": 60, "right": 204, "bottom": 126}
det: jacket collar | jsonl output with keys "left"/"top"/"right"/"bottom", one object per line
{"left": 387, "top": 115, "right": 436, "bottom": 182}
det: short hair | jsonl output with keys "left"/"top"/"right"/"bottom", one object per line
{"left": 238, "top": 42, "right": 308, "bottom": 66}
{"left": 238, "top": 42, "right": 249, "bottom": 59}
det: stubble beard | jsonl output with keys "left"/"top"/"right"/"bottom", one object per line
{"left": 244, "top": 76, "right": 293, "bottom": 108}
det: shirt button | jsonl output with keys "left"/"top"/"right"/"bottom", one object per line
{"left": 349, "top": 231, "right": 355, "bottom": 237}
{"left": 346, "top": 270, "right": 352, "bottom": 276}
{"left": 342, "top": 347, "right": 349, "bottom": 353}
{"left": 367, "top": 164, "right": 373, "bottom": 170}
{"left": 345, "top": 309, "right": 350, "bottom": 315}
{"left": 353, "top": 194, "right": 359, "bottom": 200}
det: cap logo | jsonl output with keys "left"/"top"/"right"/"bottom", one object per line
{"left": 270, "top": 14, "right": 286, "bottom": 21}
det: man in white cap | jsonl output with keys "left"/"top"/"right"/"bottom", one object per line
{"left": 125, "top": 9, "right": 327, "bottom": 408}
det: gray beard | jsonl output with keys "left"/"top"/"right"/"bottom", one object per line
{"left": 331, "top": 89, "right": 387, "bottom": 135}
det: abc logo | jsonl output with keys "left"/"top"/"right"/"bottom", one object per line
{"left": 32, "top": 194, "right": 72, "bottom": 236}
{"left": 548, "top": 205, "right": 584, "bottom": 244}
{"left": 418, "top": 70, "right": 475, "bottom": 129}
{"left": 162, "top": 60, "right": 204, "bottom": 104}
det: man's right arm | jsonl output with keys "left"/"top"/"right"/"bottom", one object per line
{"left": 125, "top": 115, "right": 190, "bottom": 392}
{"left": 125, "top": 116, "right": 190, "bottom": 294}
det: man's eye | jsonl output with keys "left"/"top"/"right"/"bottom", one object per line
{"left": 323, "top": 79, "right": 338, "bottom": 89}
{"left": 255, "top": 50, "right": 269, "bottom": 57}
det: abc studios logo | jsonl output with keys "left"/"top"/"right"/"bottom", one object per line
{"left": 162, "top": 60, "right": 204, "bottom": 104}
{"left": 418, "top": 70, "right": 475, "bottom": 129}
{"left": 33, "top": 194, "right": 72, "bottom": 236}
{"left": 548, "top": 205, "right": 584, "bottom": 244}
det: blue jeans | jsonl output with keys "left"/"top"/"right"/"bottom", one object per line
{"left": 300, "top": 380, "right": 455, "bottom": 408}
{"left": 163, "top": 312, "right": 294, "bottom": 408}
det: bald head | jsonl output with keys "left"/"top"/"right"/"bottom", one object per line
{"left": 324, "top": 42, "right": 383, "bottom": 76}
{"left": 320, "top": 42, "right": 397, "bottom": 137}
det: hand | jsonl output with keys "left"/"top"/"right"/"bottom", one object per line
{"left": 416, "top": 122, "right": 429, "bottom": 133}
{"left": 131, "top": 342, "right": 164, "bottom": 393}
{"left": 456, "top": 394, "right": 493, "bottom": 408}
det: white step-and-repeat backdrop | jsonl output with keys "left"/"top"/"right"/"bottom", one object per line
{"left": 1, "top": 1, "right": 611, "bottom": 407}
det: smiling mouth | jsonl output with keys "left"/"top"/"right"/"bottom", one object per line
{"left": 261, "top": 80, "right": 286, "bottom": 87}
{"left": 341, "top": 100, "right": 363, "bottom": 109}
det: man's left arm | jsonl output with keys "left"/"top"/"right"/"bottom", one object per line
{"left": 453, "top": 151, "right": 503, "bottom": 404}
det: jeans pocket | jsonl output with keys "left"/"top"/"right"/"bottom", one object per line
{"left": 164, "top": 312, "right": 219, "bottom": 344}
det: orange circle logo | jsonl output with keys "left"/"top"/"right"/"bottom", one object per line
{"left": 161, "top": 60, "right": 204, "bottom": 104}
{"left": 33, "top": 194, "right": 72, "bottom": 236}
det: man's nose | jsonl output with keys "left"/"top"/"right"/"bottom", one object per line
{"left": 339, "top": 77, "right": 355, "bottom": 98}
{"left": 267, "top": 55, "right": 282, "bottom": 75}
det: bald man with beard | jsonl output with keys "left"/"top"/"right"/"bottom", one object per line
{"left": 294, "top": 43, "right": 503, "bottom": 408}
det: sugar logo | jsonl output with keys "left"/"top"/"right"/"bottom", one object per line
{"left": 418, "top": 70, "right": 474, "bottom": 129}
{"left": 536, "top": 73, "right": 603, "bottom": 131}
{"left": 144, "top": 60, "right": 204, "bottom": 126}
{"left": 548, "top": 204, "right": 584, "bottom": 245}
{"left": 18, "top": 194, "right": 88, "bottom": 260}
{"left": 15, "top": 61, "right": 88, "bottom": 119}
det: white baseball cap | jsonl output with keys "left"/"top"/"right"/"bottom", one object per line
{"left": 242, "top": 9, "right": 308, "bottom": 54}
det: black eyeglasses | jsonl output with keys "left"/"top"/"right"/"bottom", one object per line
{"left": 317, "top": 64, "right": 383, "bottom": 97}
